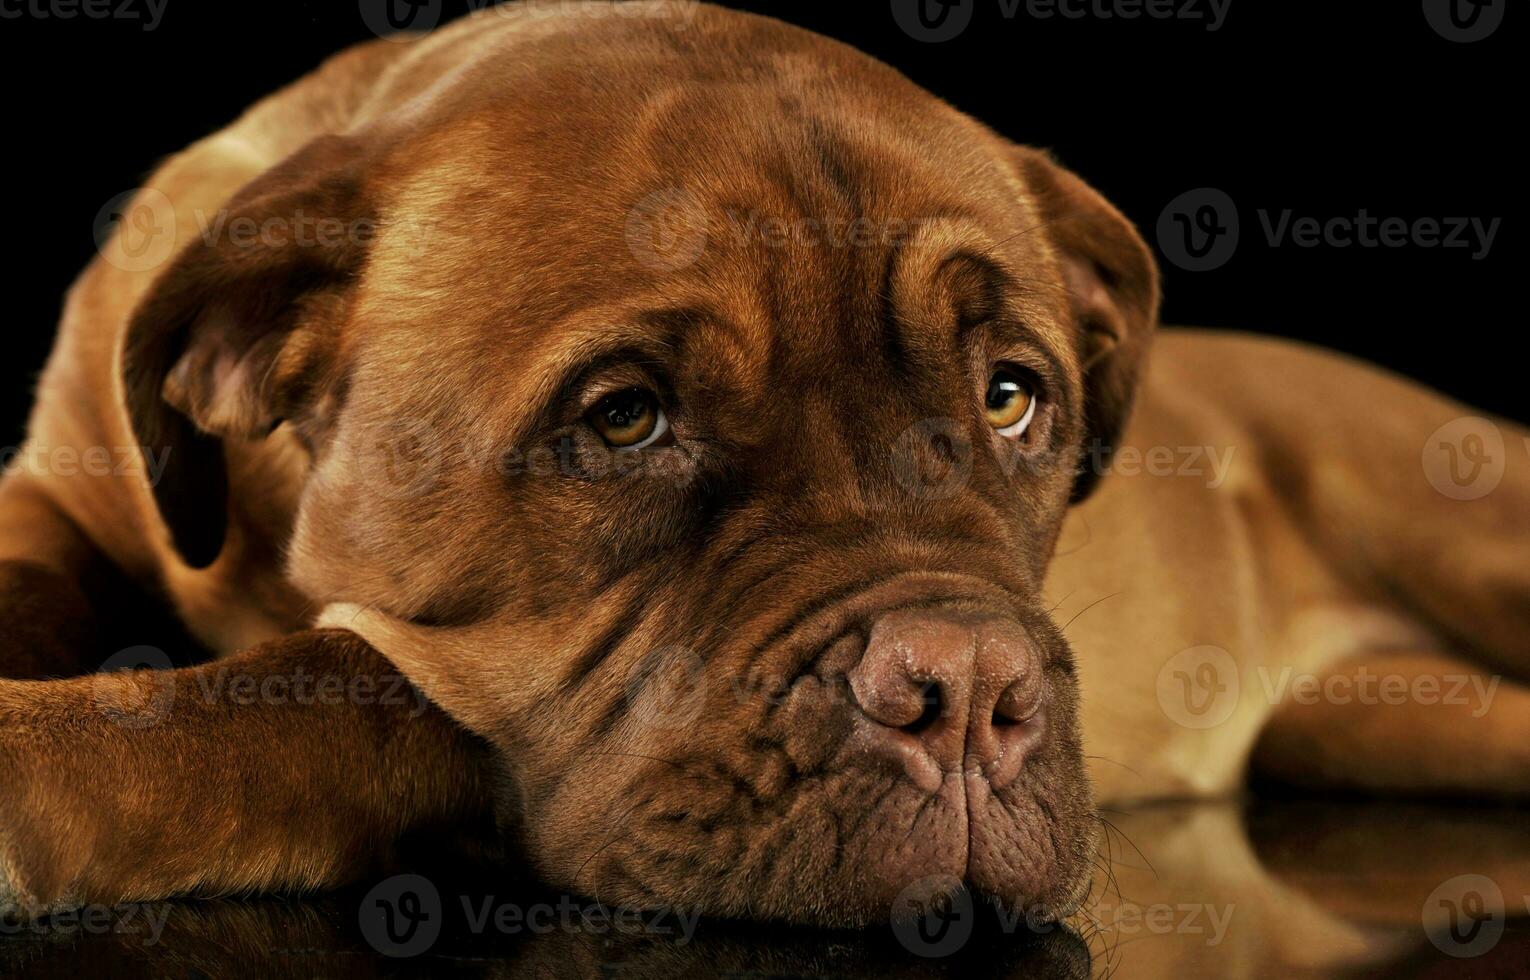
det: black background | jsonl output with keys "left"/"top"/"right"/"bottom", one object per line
{"left": 0, "top": 0, "right": 1517, "bottom": 449}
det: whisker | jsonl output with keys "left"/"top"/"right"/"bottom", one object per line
{"left": 1085, "top": 755, "right": 1145, "bottom": 779}
{"left": 1061, "top": 591, "right": 1121, "bottom": 634}
{"left": 1098, "top": 814, "right": 1156, "bottom": 879}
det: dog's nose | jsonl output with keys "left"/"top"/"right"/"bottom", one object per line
{"left": 848, "top": 609, "right": 1045, "bottom": 792}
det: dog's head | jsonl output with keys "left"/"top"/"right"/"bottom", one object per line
{"left": 121, "top": 5, "right": 1157, "bottom": 926}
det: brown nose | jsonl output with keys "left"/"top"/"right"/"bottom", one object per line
{"left": 848, "top": 609, "right": 1045, "bottom": 792}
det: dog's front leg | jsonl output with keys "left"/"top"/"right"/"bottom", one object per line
{"left": 0, "top": 629, "right": 494, "bottom": 916}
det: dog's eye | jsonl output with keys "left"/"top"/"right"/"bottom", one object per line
{"left": 587, "top": 388, "right": 670, "bottom": 449}
{"left": 985, "top": 368, "right": 1037, "bottom": 438}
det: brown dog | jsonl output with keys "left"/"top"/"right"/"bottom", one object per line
{"left": 2, "top": 1, "right": 1527, "bottom": 928}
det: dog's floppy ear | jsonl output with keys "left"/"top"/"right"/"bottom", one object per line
{"left": 1010, "top": 147, "right": 1160, "bottom": 501}
{"left": 121, "top": 135, "right": 372, "bottom": 568}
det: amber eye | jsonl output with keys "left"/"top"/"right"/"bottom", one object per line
{"left": 587, "top": 388, "right": 670, "bottom": 449}
{"left": 985, "top": 368, "right": 1037, "bottom": 437}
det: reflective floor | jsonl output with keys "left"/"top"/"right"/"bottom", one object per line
{"left": 4, "top": 799, "right": 1527, "bottom": 978}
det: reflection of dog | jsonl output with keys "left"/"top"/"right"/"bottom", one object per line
{"left": 2, "top": 2, "right": 1526, "bottom": 923}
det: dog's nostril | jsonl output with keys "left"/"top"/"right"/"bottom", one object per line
{"left": 993, "top": 677, "right": 1039, "bottom": 726}
{"left": 905, "top": 680, "right": 943, "bottom": 734}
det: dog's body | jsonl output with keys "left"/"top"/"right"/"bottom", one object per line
{"left": 3, "top": 2, "right": 1526, "bottom": 926}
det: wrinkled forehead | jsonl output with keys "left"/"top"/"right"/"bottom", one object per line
{"left": 347, "top": 47, "right": 1075, "bottom": 443}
